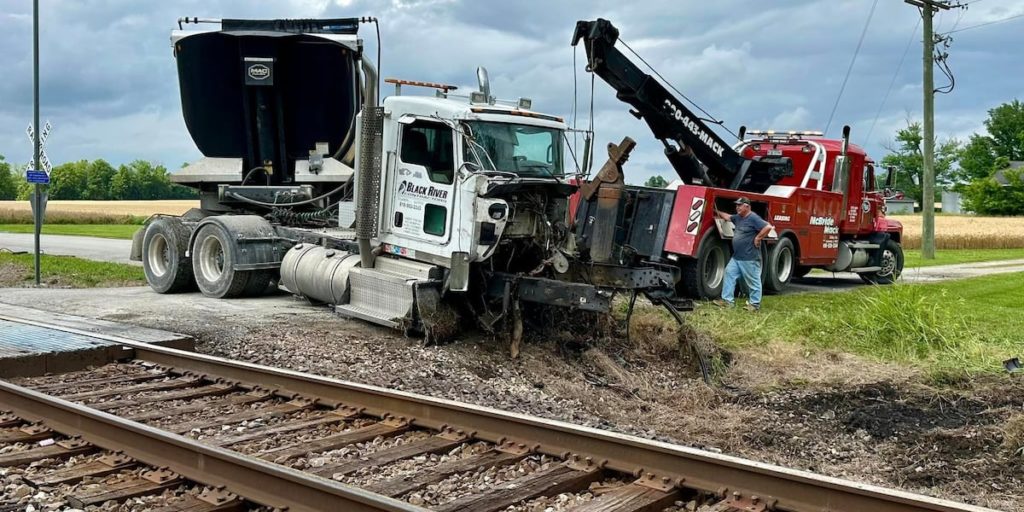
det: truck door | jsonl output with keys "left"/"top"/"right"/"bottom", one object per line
{"left": 857, "top": 163, "right": 880, "bottom": 231}
{"left": 388, "top": 119, "right": 457, "bottom": 245}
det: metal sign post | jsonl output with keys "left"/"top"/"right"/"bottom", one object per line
{"left": 30, "top": 0, "right": 44, "bottom": 285}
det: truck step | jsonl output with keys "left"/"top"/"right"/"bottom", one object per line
{"left": 335, "top": 268, "right": 417, "bottom": 329}
{"left": 846, "top": 242, "right": 880, "bottom": 250}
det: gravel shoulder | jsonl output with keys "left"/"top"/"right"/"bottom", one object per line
{"left": 0, "top": 286, "right": 1020, "bottom": 510}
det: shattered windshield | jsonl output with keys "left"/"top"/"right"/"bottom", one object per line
{"left": 463, "top": 121, "right": 564, "bottom": 177}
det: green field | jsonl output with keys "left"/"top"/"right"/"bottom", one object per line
{"left": 684, "top": 272, "right": 1023, "bottom": 378}
{"left": 0, "top": 224, "right": 140, "bottom": 239}
{"left": 0, "top": 252, "right": 145, "bottom": 288}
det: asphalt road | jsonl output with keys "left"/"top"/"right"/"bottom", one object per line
{"left": 2, "top": 232, "right": 1023, "bottom": 292}
{"left": 0, "top": 233, "right": 138, "bottom": 265}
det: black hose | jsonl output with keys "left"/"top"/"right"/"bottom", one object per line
{"left": 226, "top": 181, "right": 350, "bottom": 208}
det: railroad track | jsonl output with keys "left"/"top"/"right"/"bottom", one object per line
{"left": 0, "top": 316, "right": 996, "bottom": 512}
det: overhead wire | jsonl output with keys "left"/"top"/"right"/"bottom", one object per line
{"left": 865, "top": 16, "right": 921, "bottom": 142}
{"left": 946, "top": 10, "right": 1024, "bottom": 33}
{"left": 824, "top": 0, "right": 880, "bottom": 136}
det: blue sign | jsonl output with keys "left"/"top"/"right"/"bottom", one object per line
{"left": 26, "top": 170, "right": 50, "bottom": 184}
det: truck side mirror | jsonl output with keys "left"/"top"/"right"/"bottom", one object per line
{"left": 885, "top": 166, "right": 895, "bottom": 188}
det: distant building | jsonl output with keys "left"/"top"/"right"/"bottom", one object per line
{"left": 993, "top": 161, "right": 1023, "bottom": 186}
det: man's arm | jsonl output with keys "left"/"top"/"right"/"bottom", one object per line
{"left": 714, "top": 208, "right": 732, "bottom": 221}
{"left": 754, "top": 223, "right": 774, "bottom": 248}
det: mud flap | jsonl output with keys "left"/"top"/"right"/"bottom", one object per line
{"left": 414, "top": 283, "right": 460, "bottom": 345}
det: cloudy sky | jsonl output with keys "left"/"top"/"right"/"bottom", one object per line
{"left": 1, "top": 0, "right": 1022, "bottom": 184}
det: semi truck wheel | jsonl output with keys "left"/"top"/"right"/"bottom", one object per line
{"left": 191, "top": 223, "right": 250, "bottom": 298}
{"left": 678, "top": 232, "right": 728, "bottom": 299}
{"left": 859, "top": 239, "right": 904, "bottom": 285}
{"left": 764, "top": 238, "right": 795, "bottom": 294}
{"left": 142, "top": 218, "right": 194, "bottom": 293}
{"left": 242, "top": 271, "right": 275, "bottom": 297}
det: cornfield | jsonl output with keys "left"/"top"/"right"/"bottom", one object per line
{"left": 890, "top": 215, "right": 1024, "bottom": 250}
{"left": 0, "top": 200, "right": 194, "bottom": 225}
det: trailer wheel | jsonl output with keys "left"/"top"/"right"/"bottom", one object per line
{"left": 764, "top": 238, "right": 795, "bottom": 294}
{"left": 191, "top": 223, "right": 250, "bottom": 298}
{"left": 142, "top": 218, "right": 194, "bottom": 294}
{"left": 859, "top": 239, "right": 904, "bottom": 285}
{"left": 678, "top": 232, "right": 729, "bottom": 299}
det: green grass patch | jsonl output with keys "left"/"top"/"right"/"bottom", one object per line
{"left": 0, "top": 252, "right": 145, "bottom": 288}
{"left": 903, "top": 248, "right": 1024, "bottom": 268}
{"left": 685, "top": 272, "right": 1023, "bottom": 378}
{"left": 0, "top": 224, "right": 140, "bottom": 239}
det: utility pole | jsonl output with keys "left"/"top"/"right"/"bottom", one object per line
{"left": 905, "top": 0, "right": 950, "bottom": 260}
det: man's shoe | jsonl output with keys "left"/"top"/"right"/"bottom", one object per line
{"left": 744, "top": 304, "right": 761, "bottom": 312}
{"left": 712, "top": 299, "right": 734, "bottom": 308}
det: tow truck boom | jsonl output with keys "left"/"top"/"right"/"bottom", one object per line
{"left": 571, "top": 18, "right": 792, "bottom": 191}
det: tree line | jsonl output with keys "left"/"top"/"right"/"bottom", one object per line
{"left": 0, "top": 158, "right": 197, "bottom": 201}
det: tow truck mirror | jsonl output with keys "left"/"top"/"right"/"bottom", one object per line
{"left": 885, "top": 166, "right": 895, "bottom": 188}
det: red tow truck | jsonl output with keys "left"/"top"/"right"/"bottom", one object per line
{"left": 570, "top": 19, "right": 904, "bottom": 299}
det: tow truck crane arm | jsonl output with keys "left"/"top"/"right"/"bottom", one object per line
{"left": 571, "top": 18, "right": 792, "bottom": 191}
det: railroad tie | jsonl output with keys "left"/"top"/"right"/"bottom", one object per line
{"left": 259, "top": 420, "right": 407, "bottom": 463}
{"left": 365, "top": 446, "right": 529, "bottom": 498}
{"left": 24, "top": 453, "right": 137, "bottom": 487}
{"left": 91, "top": 382, "right": 237, "bottom": 412}
{"left": 67, "top": 468, "right": 183, "bottom": 508}
{"left": 434, "top": 462, "right": 603, "bottom": 512}
{"left": 312, "top": 434, "right": 465, "bottom": 479}
{"left": 563, "top": 483, "right": 681, "bottom": 512}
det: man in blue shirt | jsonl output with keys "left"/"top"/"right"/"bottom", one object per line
{"left": 713, "top": 197, "right": 773, "bottom": 311}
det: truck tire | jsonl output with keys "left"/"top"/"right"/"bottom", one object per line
{"left": 191, "top": 223, "right": 250, "bottom": 298}
{"left": 142, "top": 218, "right": 194, "bottom": 294}
{"left": 678, "top": 232, "right": 729, "bottom": 299}
{"left": 764, "top": 238, "right": 795, "bottom": 294}
{"left": 242, "top": 270, "right": 275, "bottom": 297}
{"left": 859, "top": 239, "right": 904, "bottom": 285}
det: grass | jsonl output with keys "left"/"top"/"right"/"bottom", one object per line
{"left": 635, "top": 272, "right": 1023, "bottom": 380}
{"left": 902, "top": 248, "right": 1024, "bottom": 268}
{"left": 0, "top": 224, "right": 140, "bottom": 239}
{"left": 0, "top": 252, "right": 145, "bottom": 288}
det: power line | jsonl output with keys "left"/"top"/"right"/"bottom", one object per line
{"left": 824, "top": 0, "right": 880, "bottom": 136}
{"left": 946, "top": 10, "right": 1024, "bottom": 33}
{"left": 865, "top": 17, "right": 921, "bottom": 142}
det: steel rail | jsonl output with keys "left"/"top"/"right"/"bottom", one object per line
{"left": 0, "top": 379, "right": 422, "bottom": 512}
{"left": 0, "top": 314, "right": 997, "bottom": 512}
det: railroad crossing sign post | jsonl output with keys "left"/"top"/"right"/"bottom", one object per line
{"left": 30, "top": 0, "right": 45, "bottom": 286}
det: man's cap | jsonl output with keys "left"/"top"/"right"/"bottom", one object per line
{"left": 734, "top": 197, "right": 751, "bottom": 205}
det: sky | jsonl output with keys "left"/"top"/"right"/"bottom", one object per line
{"left": 1, "top": 0, "right": 1023, "bottom": 185}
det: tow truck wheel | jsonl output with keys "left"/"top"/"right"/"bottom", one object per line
{"left": 678, "top": 232, "right": 728, "bottom": 299}
{"left": 191, "top": 223, "right": 250, "bottom": 298}
{"left": 764, "top": 238, "right": 795, "bottom": 294}
{"left": 859, "top": 239, "right": 904, "bottom": 285}
{"left": 142, "top": 218, "right": 194, "bottom": 294}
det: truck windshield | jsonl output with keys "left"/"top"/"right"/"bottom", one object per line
{"left": 463, "top": 121, "right": 564, "bottom": 177}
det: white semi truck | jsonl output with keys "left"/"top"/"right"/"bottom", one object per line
{"left": 132, "top": 17, "right": 691, "bottom": 349}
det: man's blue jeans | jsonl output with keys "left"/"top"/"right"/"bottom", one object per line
{"left": 721, "top": 258, "right": 762, "bottom": 306}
